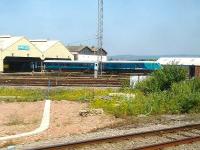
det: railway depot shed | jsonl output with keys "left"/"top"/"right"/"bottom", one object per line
{"left": 66, "top": 45, "right": 107, "bottom": 61}
{"left": 0, "top": 35, "right": 42, "bottom": 72}
{"left": 157, "top": 57, "right": 200, "bottom": 77}
{"left": 31, "top": 40, "right": 74, "bottom": 61}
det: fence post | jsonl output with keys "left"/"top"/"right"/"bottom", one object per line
{"left": 46, "top": 80, "right": 51, "bottom": 100}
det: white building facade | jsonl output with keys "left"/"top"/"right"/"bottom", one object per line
{"left": 75, "top": 54, "right": 107, "bottom": 62}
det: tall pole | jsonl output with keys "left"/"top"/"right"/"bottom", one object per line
{"left": 97, "top": 0, "right": 103, "bottom": 76}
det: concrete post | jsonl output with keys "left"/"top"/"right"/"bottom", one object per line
{"left": 94, "top": 63, "right": 98, "bottom": 78}
{"left": 94, "top": 70, "right": 98, "bottom": 78}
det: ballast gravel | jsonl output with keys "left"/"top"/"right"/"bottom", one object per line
{"left": 17, "top": 121, "right": 200, "bottom": 150}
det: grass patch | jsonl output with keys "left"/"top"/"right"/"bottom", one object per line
{"left": 0, "top": 87, "right": 45, "bottom": 102}
{"left": 49, "top": 88, "right": 115, "bottom": 102}
{"left": 0, "top": 87, "right": 116, "bottom": 102}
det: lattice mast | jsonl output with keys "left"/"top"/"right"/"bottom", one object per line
{"left": 97, "top": 0, "right": 103, "bottom": 75}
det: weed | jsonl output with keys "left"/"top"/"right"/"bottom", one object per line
{"left": 31, "top": 118, "right": 40, "bottom": 124}
{"left": 5, "top": 114, "right": 26, "bottom": 126}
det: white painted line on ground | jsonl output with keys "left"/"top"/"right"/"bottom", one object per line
{"left": 109, "top": 93, "right": 135, "bottom": 98}
{"left": 0, "top": 100, "right": 51, "bottom": 141}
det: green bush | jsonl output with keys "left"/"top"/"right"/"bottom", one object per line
{"left": 135, "top": 77, "right": 159, "bottom": 94}
{"left": 179, "top": 93, "right": 200, "bottom": 113}
{"left": 191, "top": 77, "right": 200, "bottom": 92}
{"left": 170, "top": 79, "right": 200, "bottom": 113}
{"left": 135, "top": 65, "right": 187, "bottom": 94}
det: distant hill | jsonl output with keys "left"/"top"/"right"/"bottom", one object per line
{"left": 108, "top": 55, "right": 200, "bottom": 61}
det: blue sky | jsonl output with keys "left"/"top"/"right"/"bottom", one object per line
{"left": 0, "top": 0, "right": 200, "bottom": 55}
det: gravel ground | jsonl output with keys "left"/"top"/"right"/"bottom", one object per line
{"left": 165, "top": 142, "right": 200, "bottom": 150}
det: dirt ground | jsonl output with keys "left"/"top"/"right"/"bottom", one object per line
{"left": 0, "top": 101, "right": 43, "bottom": 137}
{"left": 0, "top": 100, "right": 123, "bottom": 147}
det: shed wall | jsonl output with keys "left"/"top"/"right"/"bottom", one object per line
{"left": 43, "top": 42, "right": 74, "bottom": 60}
{"left": 2, "top": 37, "right": 42, "bottom": 59}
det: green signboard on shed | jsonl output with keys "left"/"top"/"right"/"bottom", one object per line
{"left": 18, "top": 45, "right": 30, "bottom": 51}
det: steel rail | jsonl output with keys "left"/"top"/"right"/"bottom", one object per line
{"left": 133, "top": 135, "right": 200, "bottom": 150}
{"left": 26, "top": 123, "right": 200, "bottom": 150}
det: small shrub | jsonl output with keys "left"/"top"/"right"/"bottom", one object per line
{"left": 191, "top": 78, "right": 200, "bottom": 92}
{"left": 179, "top": 93, "right": 200, "bottom": 113}
{"left": 147, "top": 91, "right": 171, "bottom": 114}
{"left": 119, "top": 79, "right": 131, "bottom": 92}
{"left": 135, "top": 77, "right": 159, "bottom": 94}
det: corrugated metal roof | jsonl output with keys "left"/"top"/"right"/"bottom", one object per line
{"left": 44, "top": 60, "right": 97, "bottom": 63}
{"left": 0, "top": 36, "right": 23, "bottom": 50}
{"left": 66, "top": 46, "right": 89, "bottom": 52}
{"left": 157, "top": 57, "right": 200, "bottom": 66}
{"left": 66, "top": 46, "right": 107, "bottom": 55}
{"left": 0, "top": 35, "right": 12, "bottom": 38}
{"left": 91, "top": 47, "right": 107, "bottom": 55}
{"left": 103, "top": 60, "right": 158, "bottom": 63}
{"left": 31, "top": 40, "right": 58, "bottom": 52}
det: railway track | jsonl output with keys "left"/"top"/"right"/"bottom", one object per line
{"left": 0, "top": 72, "right": 145, "bottom": 87}
{"left": 0, "top": 72, "right": 142, "bottom": 78}
{"left": 27, "top": 123, "right": 200, "bottom": 150}
{"left": 0, "top": 77, "right": 125, "bottom": 87}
